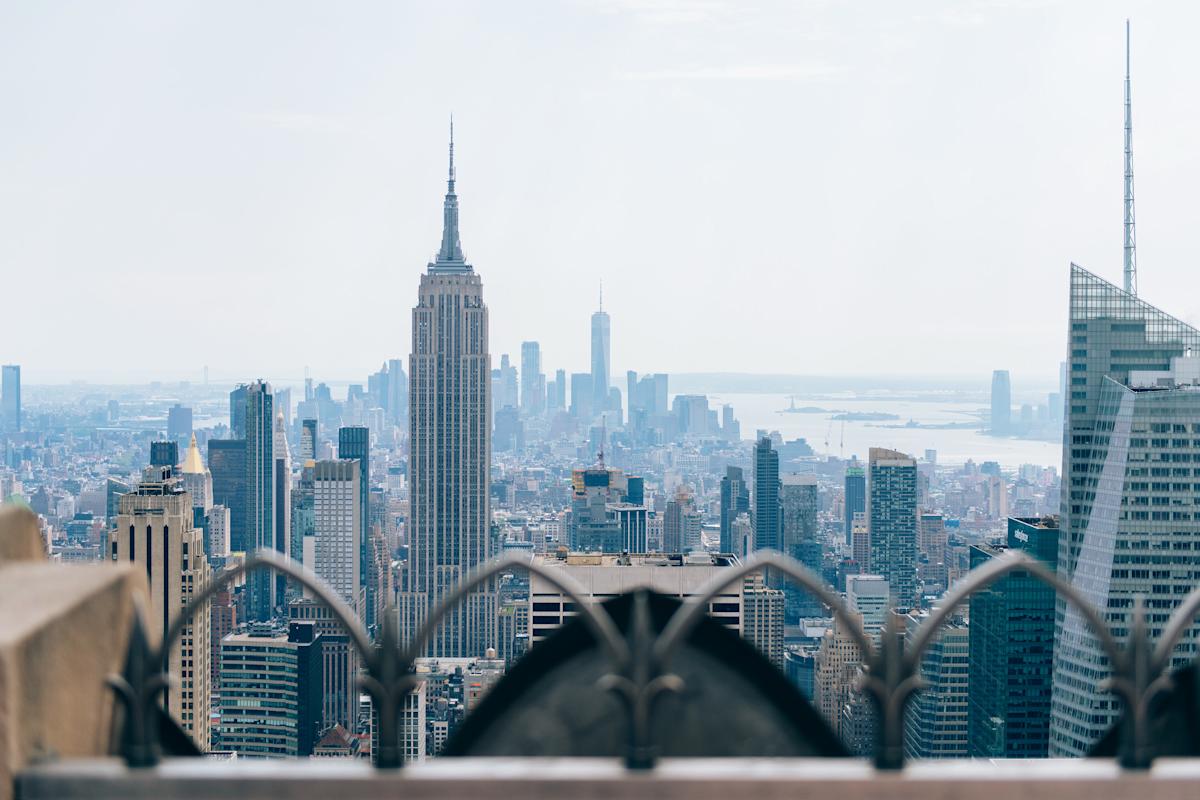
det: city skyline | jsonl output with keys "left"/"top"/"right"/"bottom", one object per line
{"left": 6, "top": 3, "right": 1200, "bottom": 383}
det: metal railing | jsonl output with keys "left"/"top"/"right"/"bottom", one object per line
{"left": 107, "top": 548, "right": 1200, "bottom": 772}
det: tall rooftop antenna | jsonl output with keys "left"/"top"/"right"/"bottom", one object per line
{"left": 599, "top": 279, "right": 603, "bottom": 313}
{"left": 1124, "top": 19, "right": 1138, "bottom": 296}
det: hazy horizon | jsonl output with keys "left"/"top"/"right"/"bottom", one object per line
{"left": 5, "top": 1, "right": 1200, "bottom": 384}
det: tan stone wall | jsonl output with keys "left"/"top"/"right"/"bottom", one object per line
{"left": 0, "top": 505, "right": 148, "bottom": 800}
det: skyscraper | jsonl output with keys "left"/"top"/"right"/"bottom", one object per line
{"left": 299, "top": 418, "right": 318, "bottom": 462}
{"left": 753, "top": 436, "right": 780, "bottom": 552}
{"left": 112, "top": 466, "right": 211, "bottom": 749}
{"left": 167, "top": 404, "right": 193, "bottom": 442}
{"left": 719, "top": 466, "right": 749, "bottom": 554}
{"left": 1050, "top": 265, "right": 1200, "bottom": 755}
{"left": 990, "top": 370, "right": 1011, "bottom": 435}
{"left": 312, "top": 459, "right": 362, "bottom": 612}
{"left": 208, "top": 438, "right": 246, "bottom": 552}
{"left": 400, "top": 125, "right": 496, "bottom": 658}
{"left": 386, "top": 358, "right": 408, "bottom": 427}
{"left": 780, "top": 473, "right": 820, "bottom": 621}
{"left": 338, "top": 427, "right": 371, "bottom": 627}
{"left": 903, "top": 611, "right": 968, "bottom": 759}
{"left": 520, "top": 341, "right": 544, "bottom": 416}
{"left": 969, "top": 516, "right": 1058, "bottom": 758}
{"left": 844, "top": 465, "right": 865, "bottom": 546}
{"left": 180, "top": 433, "right": 213, "bottom": 517}
{"left": 229, "top": 384, "right": 248, "bottom": 439}
{"left": 591, "top": 290, "right": 611, "bottom": 416}
{"left": 274, "top": 413, "right": 292, "bottom": 606}
{"left": 868, "top": 447, "right": 918, "bottom": 609}
{"left": 244, "top": 380, "right": 276, "bottom": 621}
{"left": 1, "top": 365, "right": 19, "bottom": 434}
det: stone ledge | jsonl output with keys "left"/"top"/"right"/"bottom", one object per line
{"left": 0, "top": 562, "right": 148, "bottom": 800}
{"left": 16, "top": 757, "right": 1200, "bottom": 800}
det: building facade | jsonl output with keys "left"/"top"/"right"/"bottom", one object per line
{"left": 868, "top": 447, "right": 918, "bottom": 609}
{"left": 111, "top": 467, "right": 211, "bottom": 749}
{"left": 1051, "top": 265, "right": 1200, "bottom": 756}
{"left": 400, "top": 129, "right": 496, "bottom": 658}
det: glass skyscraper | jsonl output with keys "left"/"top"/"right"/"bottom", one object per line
{"left": 244, "top": 380, "right": 276, "bottom": 621}
{"left": 844, "top": 465, "right": 865, "bottom": 546}
{"left": 969, "top": 516, "right": 1059, "bottom": 758}
{"left": 1050, "top": 264, "right": 1200, "bottom": 756}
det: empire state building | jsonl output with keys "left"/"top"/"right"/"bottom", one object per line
{"left": 399, "top": 124, "right": 496, "bottom": 657}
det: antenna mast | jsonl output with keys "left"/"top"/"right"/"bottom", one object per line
{"left": 1124, "top": 19, "right": 1138, "bottom": 296}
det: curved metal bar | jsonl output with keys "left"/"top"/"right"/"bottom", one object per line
{"left": 1152, "top": 582, "right": 1200, "bottom": 673}
{"left": 162, "top": 549, "right": 374, "bottom": 666}
{"left": 906, "top": 549, "right": 1124, "bottom": 674}
{"left": 402, "top": 552, "right": 630, "bottom": 667}
{"left": 653, "top": 550, "right": 875, "bottom": 666}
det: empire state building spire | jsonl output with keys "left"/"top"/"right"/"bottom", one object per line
{"left": 432, "top": 116, "right": 469, "bottom": 271}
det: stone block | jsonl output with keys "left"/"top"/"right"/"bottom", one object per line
{"left": 0, "top": 560, "right": 148, "bottom": 800}
{"left": 0, "top": 506, "right": 45, "bottom": 563}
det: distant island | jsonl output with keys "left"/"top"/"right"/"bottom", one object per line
{"left": 832, "top": 412, "right": 900, "bottom": 421}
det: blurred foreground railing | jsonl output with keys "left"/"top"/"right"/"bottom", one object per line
{"left": 93, "top": 546, "right": 1200, "bottom": 774}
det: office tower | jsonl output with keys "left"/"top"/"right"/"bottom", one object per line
{"left": 868, "top": 447, "right": 918, "bottom": 609}
{"left": 111, "top": 467, "right": 211, "bottom": 749}
{"left": 567, "top": 459, "right": 639, "bottom": 553}
{"left": 338, "top": 427, "right": 371, "bottom": 627}
{"left": 207, "top": 505, "right": 230, "bottom": 563}
{"left": 591, "top": 291, "right": 611, "bottom": 414}
{"left": 917, "top": 512, "right": 947, "bottom": 565}
{"left": 387, "top": 358, "right": 408, "bottom": 426}
{"left": 813, "top": 612, "right": 865, "bottom": 740}
{"left": 969, "top": 516, "right": 1059, "bottom": 758}
{"left": 553, "top": 368, "right": 566, "bottom": 410}
{"left": 400, "top": 127, "right": 496, "bottom": 658}
{"left": 290, "top": 460, "right": 315, "bottom": 589}
{"left": 208, "top": 438, "right": 246, "bottom": 553}
{"left": 493, "top": 407, "right": 523, "bottom": 452}
{"left": 661, "top": 486, "right": 700, "bottom": 553}
{"left": 274, "top": 413, "right": 292, "bottom": 605}
{"left": 672, "top": 394, "right": 711, "bottom": 436}
{"left": 846, "top": 574, "right": 889, "bottom": 634}
{"left": 851, "top": 511, "right": 870, "bottom": 567}
{"left": 229, "top": 384, "right": 247, "bottom": 439}
{"left": 312, "top": 459, "right": 362, "bottom": 613}
{"left": 1050, "top": 265, "right": 1200, "bottom": 756}
{"left": 275, "top": 388, "right": 292, "bottom": 429}
{"left": 742, "top": 572, "right": 786, "bottom": 670}
{"left": 0, "top": 365, "right": 19, "bottom": 434}
{"left": 493, "top": 353, "right": 518, "bottom": 413}
{"left": 167, "top": 404, "right": 193, "bottom": 442}
{"left": 299, "top": 418, "right": 318, "bottom": 461}
{"left": 569, "top": 372, "right": 593, "bottom": 420}
{"left": 904, "top": 611, "right": 969, "bottom": 759}
{"left": 844, "top": 465, "right": 865, "bottom": 545}
{"left": 209, "top": 589, "right": 236, "bottom": 714}
{"left": 780, "top": 474, "right": 820, "bottom": 621}
{"left": 753, "top": 436, "right": 780, "bottom": 552}
{"left": 149, "top": 440, "right": 178, "bottom": 469}
{"left": 106, "top": 477, "right": 129, "bottom": 533}
{"left": 180, "top": 433, "right": 213, "bottom": 514}
{"left": 244, "top": 380, "right": 276, "bottom": 621}
{"left": 990, "top": 370, "right": 1011, "bottom": 435}
{"left": 219, "top": 621, "right": 323, "bottom": 757}
{"left": 527, "top": 553, "right": 781, "bottom": 666}
{"left": 719, "top": 466, "right": 750, "bottom": 554}
{"left": 520, "top": 341, "right": 544, "bottom": 416}
{"left": 289, "top": 599, "right": 355, "bottom": 734}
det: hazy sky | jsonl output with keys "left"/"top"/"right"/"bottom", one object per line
{"left": 4, "top": 1, "right": 1199, "bottom": 386}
